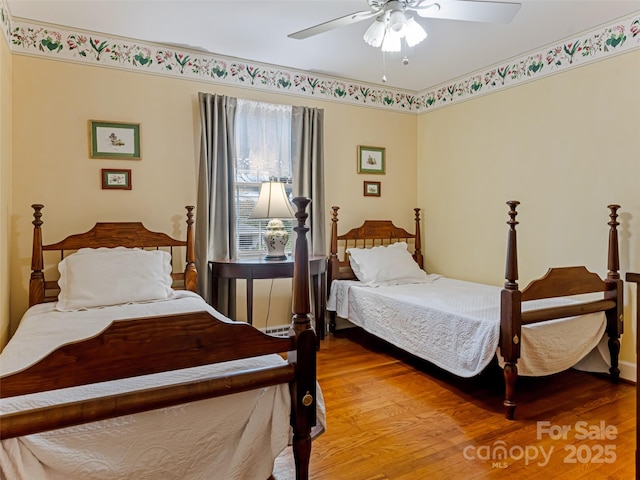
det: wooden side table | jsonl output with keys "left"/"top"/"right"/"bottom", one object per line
{"left": 209, "top": 256, "right": 327, "bottom": 346}
{"left": 625, "top": 272, "right": 639, "bottom": 468}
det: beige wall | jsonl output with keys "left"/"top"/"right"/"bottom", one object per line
{"left": 7, "top": 47, "right": 636, "bottom": 376}
{"left": 0, "top": 31, "right": 12, "bottom": 348}
{"left": 417, "top": 50, "right": 640, "bottom": 371}
{"left": 9, "top": 55, "right": 417, "bottom": 334}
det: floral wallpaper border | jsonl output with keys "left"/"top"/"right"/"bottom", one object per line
{"left": 1, "top": 0, "right": 639, "bottom": 113}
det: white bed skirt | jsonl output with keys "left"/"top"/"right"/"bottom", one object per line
{"left": 328, "top": 276, "right": 608, "bottom": 378}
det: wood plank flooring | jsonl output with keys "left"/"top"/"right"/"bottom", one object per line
{"left": 273, "top": 328, "right": 636, "bottom": 480}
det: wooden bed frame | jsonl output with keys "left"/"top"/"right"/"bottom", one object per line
{"left": 1, "top": 199, "right": 317, "bottom": 480}
{"left": 328, "top": 201, "right": 623, "bottom": 420}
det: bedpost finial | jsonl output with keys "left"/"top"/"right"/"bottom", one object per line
{"left": 504, "top": 201, "right": 519, "bottom": 289}
{"left": 506, "top": 200, "right": 520, "bottom": 228}
{"left": 607, "top": 204, "right": 620, "bottom": 228}
{"left": 606, "top": 204, "right": 620, "bottom": 279}
{"left": 291, "top": 197, "right": 312, "bottom": 332}
{"left": 30, "top": 204, "right": 45, "bottom": 306}
{"left": 32, "top": 204, "right": 44, "bottom": 228}
{"left": 331, "top": 206, "right": 339, "bottom": 224}
{"left": 184, "top": 206, "right": 197, "bottom": 292}
{"left": 185, "top": 205, "right": 194, "bottom": 226}
{"left": 413, "top": 208, "right": 423, "bottom": 269}
{"left": 293, "top": 197, "right": 311, "bottom": 232}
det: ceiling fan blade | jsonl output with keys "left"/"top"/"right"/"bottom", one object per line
{"left": 415, "top": 0, "right": 521, "bottom": 24}
{"left": 288, "top": 9, "right": 379, "bottom": 40}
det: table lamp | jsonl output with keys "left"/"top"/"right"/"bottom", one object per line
{"left": 249, "top": 181, "right": 296, "bottom": 260}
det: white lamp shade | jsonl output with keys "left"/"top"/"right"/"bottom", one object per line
{"left": 405, "top": 17, "right": 427, "bottom": 47}
{"left": 249, "top": 181, "right": 295, "bottom": 220}
{"left": 363, "top": 18, "right": 386, "bottom": 48}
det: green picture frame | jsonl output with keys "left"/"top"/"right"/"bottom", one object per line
{"left": 357, "top": 145, "right": 385, "bottom": 174}
{"left": 90, "top": 120, "right": 141, "bottom": 159}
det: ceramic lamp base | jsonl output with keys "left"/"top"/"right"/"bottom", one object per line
{"left": 264, "top": 219, "right": 289, "bottom": 261}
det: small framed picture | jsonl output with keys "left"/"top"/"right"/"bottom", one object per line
{"left": 357, "top": 145, "right": 385, "bottom": 174}
{"left": 102, "top": 169, "right": 132, "bottom": 190}
{"left": 90, "top": 120, "right": 141, "bottom": 159}
{"left": 363, "top": 181, "right": 381, "bottom": 197}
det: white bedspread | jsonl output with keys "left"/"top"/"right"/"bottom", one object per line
{"left": 0, "top": 292, "right": 326, "bottom": 480}
{"left": 328, "top": 277, "right": 608, "bottom": 377}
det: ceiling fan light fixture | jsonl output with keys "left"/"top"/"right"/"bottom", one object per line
{"left": 381, "top": 31, "right": 402, "bottom": 52}
{"left": 363, "top": 17, "right": 386, "bottom": 47}
{"left": 404, "top": 16, "right": 427, "bottom": 47}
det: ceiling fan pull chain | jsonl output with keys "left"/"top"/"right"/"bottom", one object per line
{"left": 403, "top": 37, "right": 409, "bottom": 65}
{"left": 382, "top": 51, "right": 387, "bottom": 83}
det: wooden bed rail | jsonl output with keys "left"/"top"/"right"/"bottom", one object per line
{"left": 1, "top": 359, "right": 296, "bottom": 439}
{"left": 29, "top": 204, "right": 197, "bottom": 306}
{"left": 521, "top": 299, "right": 617, "bottom": 325}
{"left": 500, "top": 202, "right": 623, "bottom": 419}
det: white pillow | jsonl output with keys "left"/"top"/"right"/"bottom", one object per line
{"left": 56, "top": 247, "right": 174, "bottom": 311}
{"left": 347, "top": 242, "right": 428, "bottom": 287}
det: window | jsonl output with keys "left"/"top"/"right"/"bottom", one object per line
{"left": 234, "top": 100, "right": 293, "bottom": 256}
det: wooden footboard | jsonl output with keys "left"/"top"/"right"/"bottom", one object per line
{"left": 3, "top": 198, "right": 317, "bottom": 480}
{"left": 500, "top": 202, "right": 623, "bottom": 419}
{"left": 0, "top": 312, "right": 299, "bottom": 435}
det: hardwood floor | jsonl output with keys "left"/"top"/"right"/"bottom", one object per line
{"left": 273, "top": 328, "right": 636, "bottom": 480}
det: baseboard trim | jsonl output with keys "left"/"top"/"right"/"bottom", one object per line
{"left": 619, "top": 360, "right": 636, "bottom": 383}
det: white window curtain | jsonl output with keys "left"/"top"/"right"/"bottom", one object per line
{"left": 234, "top": 99, "right": 293, "bottom": 256}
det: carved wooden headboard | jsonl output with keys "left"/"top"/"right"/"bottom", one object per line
{"left": 28, "top": 204, "right": 197, "bottom": 306}
{"left": 328, "top": 206, "right": 423, "bottom": 284}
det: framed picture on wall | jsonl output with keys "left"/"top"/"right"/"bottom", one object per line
{"left": 101, "top": 169, "right": 132, "bottom": 190}
{"left": 90, "top": 120, "right": 141, "bottom": 159}
{"left": 357, "top": 145, "right": 385, "bottom": 174}
{"left": 363, "top": 181, "right": 381, "bottom": 197}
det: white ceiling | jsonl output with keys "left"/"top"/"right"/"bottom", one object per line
{"left": 6, "top": 0, "right": 640, "bottom": 92}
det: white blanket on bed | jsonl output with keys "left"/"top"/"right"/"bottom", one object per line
{"left": 327, "top": 276, "right": 608, "bottom": 377}
{"left": 0, "top": 292, "right": 326, "bottom": 480}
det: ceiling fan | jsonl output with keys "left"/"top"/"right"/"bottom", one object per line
{"left": 288, "top": 0, "right": 522, "bottom": 42}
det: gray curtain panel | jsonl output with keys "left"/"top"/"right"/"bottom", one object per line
{"left": 291, "top": 106, "right": 326, "bottom": 256}
{"left": 195, "top": 92, "right": 237, "bottom": 315}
